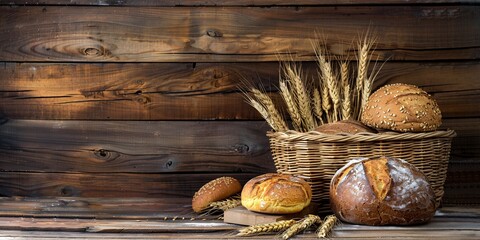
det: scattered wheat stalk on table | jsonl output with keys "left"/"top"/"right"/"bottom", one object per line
{"left": 236, "top": 219, "right": 296, "bottom": 237}
{"left": 281, "top": 214, "right": 322, "bottom": 239}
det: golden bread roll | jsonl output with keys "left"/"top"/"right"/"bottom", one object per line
{"left": 314, "top": 120, "right": 376, "bottom": 134}
{"left": 330, "top": 156, "right": 436, "bottom": 225}
{"left": 361, "top": 83, "right": 442, "bottom": 132}
{"left": 192, "top": 176, "right": 242, "bottom": 213}
{"left": 241, "top": 173, "right": 312, "bottom": 214}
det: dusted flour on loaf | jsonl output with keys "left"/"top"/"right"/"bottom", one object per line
{"left": 330, "top": 156, "right": 436, "bottom": 225}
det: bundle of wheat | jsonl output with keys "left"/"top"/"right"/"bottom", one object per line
{"left": 246, "top": 32, "right": 383, "bottom": 132}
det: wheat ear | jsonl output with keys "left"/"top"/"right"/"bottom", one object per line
{"left": 312, "top": 88, "right": 324, "bottom": 125}
{"left": 236, "top": 220, "right": 296, "bottom": 237}
{"left": 355, "top": 32, "right": 376, "bottom": 119}
{"left": 316, "top": 215, "right": 338, "bottom": 238}
{"left": 340, "top": 62, "right": 352, "bottom": 120}
{"left": 250, "top": 88, "right": 288, "bottom": 132}
{"left": 208, "top": 198, "right": 241, "bottom": 212}
{"left": 248, "top": 99, "right": 277, "bottom": 131}
{"left": 283, "top": 62, "right": 315, "bottom": 131}
{"left": 279, "top": 79, "right": 303, "bottom": 132}
{"left": 281, "top": 214, "right": 322, "bottom": 240}
{"left": 320, "top": 77, "right": 332, "bottom": 123}
{"left": 312, "top": 41, "right": 340, "bottom": 122}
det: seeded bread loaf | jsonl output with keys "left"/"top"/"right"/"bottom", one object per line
{"left": 330, "top": 156, "right": 436, "bottom": 225}
{"left": 241, "top": 173, "right": 312, "bottom": 214}
{"left": 361, "top": 83, "right": 442, "bottom": 132}
{"left": 192, "top": 176, "right": 242, "bottom": 213}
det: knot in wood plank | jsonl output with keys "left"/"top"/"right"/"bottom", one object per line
{"left": 206, "top": 29, "right": 223, "bottom": 38}
{"left": 83, "top": 47, "right": 102, "bottom": 56}
{"left": 134, "top": 95, "right": 151, "bottom": 104}
{"left": 231, "top": 144, "right": 250, "bottom": 154}
{"left": 93, "top": 149, "right": 119, "bottom": 161}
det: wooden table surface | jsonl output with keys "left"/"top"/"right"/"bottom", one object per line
{"left": 0, "top": 197, "right": 478, "bottom": 239}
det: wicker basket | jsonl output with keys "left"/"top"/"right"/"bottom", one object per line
{"left": 267, "top": 129, "right": 456, "bottom": 210}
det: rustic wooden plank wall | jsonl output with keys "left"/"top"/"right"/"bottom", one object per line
{"left": 0, "top": 1, "right": 479, "bottom": 212}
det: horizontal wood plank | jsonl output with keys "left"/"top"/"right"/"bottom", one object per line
{"left": 0, "top": 62, "right": 277, "bottom": 120}
{"left": 0, "top": 205, "right": 476, "bottom": 239}
{"left": 0, "top": 119, "right": 478, "bottom": 204}
{"left": 0, "top": 197, "right": 195, "bottom": 219}
{"left": 0, "top": 215, "right": 477, "bottom": 233}
{"left": 0, "top": 196, "right": 477, "bottom": 220}
{"left": 1, "top": 0, "right": 478, "bottom": 6}
{"left": 0, "top": 119, "right": 477, "bottom": 173}
{"left": 0, "top": 170, "right": 474, "bottom": 204}
{"left": 0, "top": 172, "right": 258, "bottom": 198}
{"left": 1, "top": 61, "right": 479, "bottom": 120}
{"left": 0, "top": 120, "right": 275, "bottom": 173}
{"left": 0, "top": 6, "right": 478, "bottom": 62}
{"left": 0, "top": 231, "right": 478, "bottom": 240}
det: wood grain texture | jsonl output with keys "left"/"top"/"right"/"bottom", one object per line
{"left": 0, "top": 61, "right": 478, "bottom": 120}
{"left": 0, "top": 197, "right": 478, "bottom": 220}
{"left": 0, "top": 119, "right": 478, "bottom": 204}
{"left": 1, "top": 0, "right": 478, "bottom": 6}
{"left": 0, "top": 172, "right": 258, "bottom": 198}
{"left": 0, "top": 197, "right": 193, "bottom": 219}
{"left": 0, "top": 5, "right": 478, "bottom": 62}
{"left": 0, "top": 119, "right": 476, "bottom": 172}
{"left": 0, "top": 204, "right": 476, "bottom": 239}
{"left": 0, "top": 231, "right": 478, "bottom": 240}
{"left": 0, "top": 62, "right": 278, "bottom": 120}
{"left": 0, "top": 120, "right": 275, "bottom": 173}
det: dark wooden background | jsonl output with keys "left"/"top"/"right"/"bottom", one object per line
{"left": 0, "top": 0, "right": 479, "bottom": 216}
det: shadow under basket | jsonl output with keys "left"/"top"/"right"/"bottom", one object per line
{"left": 267, "top": 129, "right": 456, "bottom": 212}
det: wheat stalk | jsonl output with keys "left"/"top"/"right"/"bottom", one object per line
{"left": 236, "top": 220, "right": 295, "bottom": 237}
{"left": 316, "top": 215, "right": 338, "bottom": 238}
{"left": 281, "top": 214, "right": 322, "bottom": 240}
{"left": 312, "top": 88, "right": 324, "bottom": 125}
{"left": 282, "top": 61, "right": 316, "bottom": 131}
{"left": 279, "top": 79, "right": 303, "bottom": 131}
{"left": 208, "top": 198, "right": 241, "bottom": 212}
{"left": 312, "top": 41, "right": 340, "bottom": 122}
{"left": 355, "top": 31, "right": 377, "bottom": 118}
{"left": 320, "top": 77, "right": 332, "bottom": 123}
{"left": 340, "top": 62, "right": 352, "bottom": 120}
{"left": 250, "top": 88, "right": 288, "bottom": 132}
{"left": 248, "top": 99, "right": 277, "bottom": 131}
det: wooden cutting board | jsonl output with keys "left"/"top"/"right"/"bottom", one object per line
{"left": 224, "top": 204, "right": 318, "bottom": 226}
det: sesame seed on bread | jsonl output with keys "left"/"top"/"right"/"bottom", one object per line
{"left": 360, "top": 83, "right": 442, "bottom": 132}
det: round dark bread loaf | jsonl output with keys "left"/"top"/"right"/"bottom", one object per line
{"left": 192, "top": 176, "right": 242, "bottom": 213}
{"left": 241, "top": 173, "right": 312, "bottom": 214}
{"left": 361, "top": 83, "right": 442, "bottom": 132}
{"left": 330, "top": 156, "right": 436, "bottom": 225}
{"left": 314, "top": 120, "right": 376, "bottom": 134}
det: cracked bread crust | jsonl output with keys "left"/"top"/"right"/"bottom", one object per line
{"left": 241, "top": 173, "right": 312, "bottom": 214}
{"left": 330, "top": 156, "right": 436, "bottom": 225}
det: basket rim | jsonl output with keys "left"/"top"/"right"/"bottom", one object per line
{"left": 266, "top": 129, "right": 456, "bottom": 142}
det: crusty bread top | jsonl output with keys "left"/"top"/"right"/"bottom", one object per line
{"left": 361, "top": 83, "right": 442, "bottom": 132}
{"left": 330, "top": 156, "right": 436, "bottom": 225}
{"left": 314, "top": 119, "right": 376, "bottom": 134}
{"left": 241, "top": 173, "right": 312, "bottom": 214}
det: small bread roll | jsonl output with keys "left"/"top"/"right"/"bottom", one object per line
{"left": 241, "top": 173, "right": 312, "bottom": 214}
{"left": 330, "top": 156, "right": 436, "bottom": 225}
{"left": 361, "top": 83, "right": 442, "bottom": 132}
{"left": 314, "top": 120, "right": 376, "bottom": 134}
{"left": 192, "top": 176, "right": 242, "bottom": 213}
